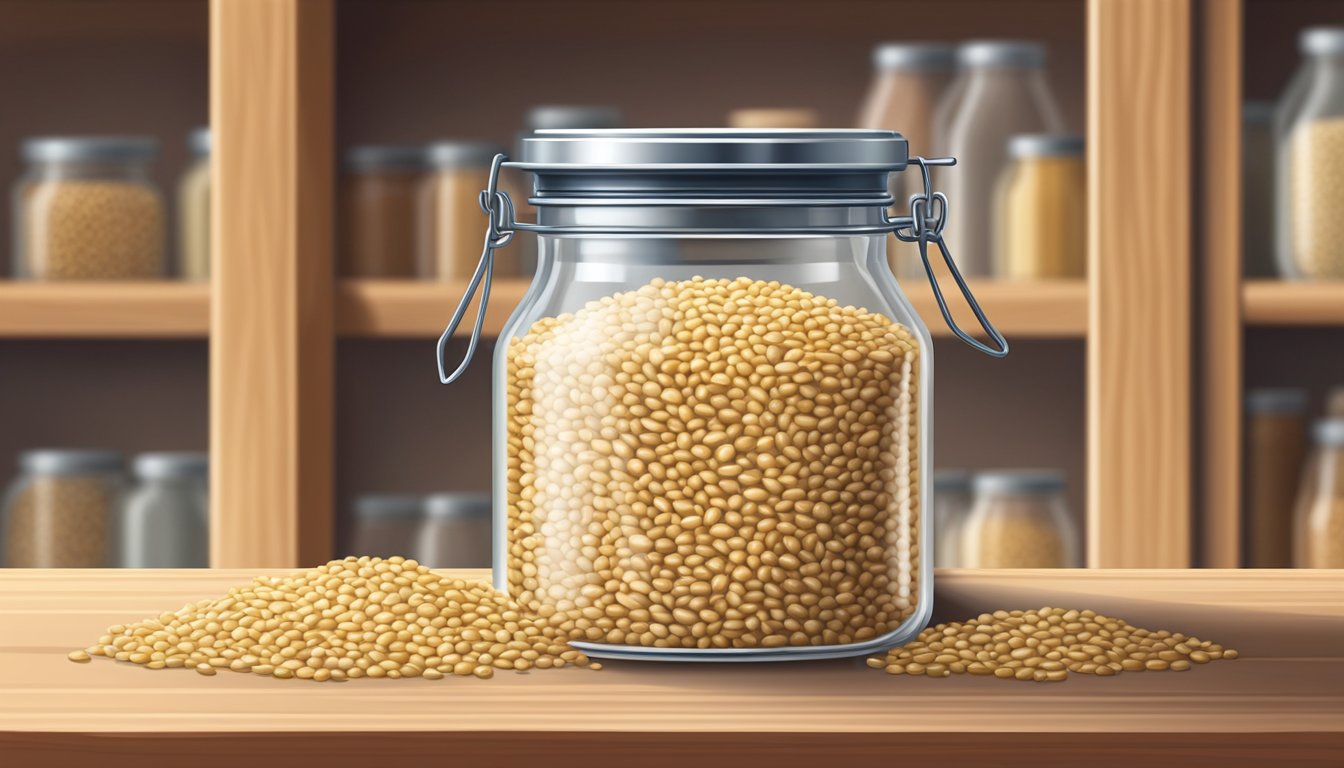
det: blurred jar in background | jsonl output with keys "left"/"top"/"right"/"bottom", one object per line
{"left": 932, "top": 470, "right": 973, "bottom": 568}
{"left": 339, "top": 145, "right": 430, "bottom": 278}
{"left": 1242, "top": 103, "right": 1275, "bottom": 278}
{"left": 418, "top": 493, "right": 491, "bottom": 569}
{"left": 1327, "top": 386, "right": 1344, "bottom": 417}
{"left": 417, "top": 141, "right": 507, "bottom": 280}
{"left": 857, "top": 42, "right": 957, "bottom": 281}
{"left": 1244, "top": 388, "right": 1309, "bottom": 567}
{"left": 119, "top": 452, "right": 208, "bottom": 568}
{"left": 935, "top": 41, "right": 1066, "bottom": 277}
{"left": 1294, "top": 418, "right": 1344, "bottom": 568}
{"left": 963, "top": 470, "right": 1079, "bottom": 568}
{"left": 1, "top": 450, "right": 126, "bottom": 567}
{"left": 178, "top": 128, "right": 211, "bottom": 281}
{"left": 727, "top": 108, "right": 820, "bottom": 129}
{"left": 993, "top": 134, "right": 1085, "bottom": 279}
{"left": 350, "top": 495, "right": 422, "bottom": 560}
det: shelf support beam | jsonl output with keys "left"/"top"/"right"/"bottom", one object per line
{"left": 211, "top": 0, "right": 334, "bottom": 567}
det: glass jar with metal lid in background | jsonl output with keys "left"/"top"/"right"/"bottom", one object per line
{"left": 1, "top": 450, "right": 126, "bottom": 567}
{"left": 178, "top": 128, "right": 211, "bottom": 281}
{"left": 1275, "top": 27, "right": 1344, "bottom": 279}
{"left": 340, "top": 145, "right": 430, "bottom": 278}
{"left": 436, "top": 129, "right": 1008, "bottom": 661}
{"left": 962, "top": 470, "right": 1078, "bottom": 568}
{"left": 932, "top": 469, "right": 973, "bottom": 568}
{"left": 993, "top": 134, "right": 1085, "bottom": 279}
{"left": 417, "top": 141, "right": 508, "bottom": 280}
{"left": 118, "top": 452, "right": 208, "bottom": 568}
{"left": 348, "top": 495, "right": 423, "bottom": 560}
{"left": 1293, "top": 418, "right": 1344, "bottom": 568}
{"left": 14, "top": 137, "right": 166, "bottom": 280}
{"left": 418, "top": 493, "right": 491, "bottom": 568}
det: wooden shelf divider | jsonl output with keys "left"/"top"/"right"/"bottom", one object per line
{"left": 0, "top": 282, "right": 209, "bottom": 338}
{"left": 1244, "top": 280, "right": 1344, "bottom": 325}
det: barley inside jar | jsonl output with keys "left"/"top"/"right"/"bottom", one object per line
{"left": 438, "top": 129, "right": 1008, "bottom": 660}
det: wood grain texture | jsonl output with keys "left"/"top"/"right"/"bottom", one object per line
{"left": 210, "top": 0, "right": 334, "bottom": 567}
{"left": 1245, "top": 280, "right": 1344, "bottom": 325}
{"left": 0, "top": 568, "right": 1340, "bottom": 767}
{"left": 1087, "top": 0, "right": 1193, "bottom": 567}
{"left": 1199, "top": 0, "right": 1244, "bottom": 567}
{"left": 0, "top": 283, "right": 208, "bottom": 337}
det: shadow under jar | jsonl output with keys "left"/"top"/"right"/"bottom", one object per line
{"left": 437, "top": 129, "right": 1007, "bottom": 661}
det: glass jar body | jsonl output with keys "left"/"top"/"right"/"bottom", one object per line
{"left": 963, "top": 488, "right": 1079, "bottom": 568}
{"left": 1276, "top": 53, "right": 1344, "bottom": 279}
{"left": 340, "top": 168, "right": 420, "bottom": 278}
{"left": 418, "top": 166, "right": 521, "bottom": 279}
{"left": 13, "top": 160, "right": 165, "bottom": 280}
{"left": 178, "top": 156, "right": 211, "bottom": 280}
{"left": 993, "top": 154, "right": 1086, "bottom": 279}
{"left": 119, "top": 477, "right": 208, "bottom": 568}
{"left": 492, "top": 232, "right": 933, "bottom": 658}
{"left": 1294, "top": 443, "right": 1344, "bottom": 568}
{"left": 2, "top": 467, "right": 126, "bottom": 567}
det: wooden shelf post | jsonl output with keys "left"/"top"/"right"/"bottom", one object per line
{"left": 211, "top": 0, "right": 335, "bottom": 567}
{"left": 1087, "top": 0, "right": 1194, "bottom": 567}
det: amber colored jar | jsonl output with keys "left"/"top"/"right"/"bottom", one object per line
{"left": 177, "top": 128, "right": 211, "bottom": 281}
{"left": 1244, "top": 389, "right": 1308, "bottom": 567}
{"left": 993, "top": 134, "right": 1085, "bottom": 279}
{"left": 339, "top": 146, "right": 430, "bottom": 277}
{"left": 417, "top": 142, "right": 506, "bottom": 279}
{"left": 1293, "top": 418, "right": 1344, "bottom": 568}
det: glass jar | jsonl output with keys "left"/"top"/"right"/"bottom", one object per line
{"left": 993, "top": 134, "right": 1085, "bottom": 279}
{"left": 857, "top": 43, "right": 957, "bottom": 281}
{"left": 417, "top": 142, "right": 507, "bottom": 280}
{"left": 178, "top": 128, "right": 211, "bottom": 281}
{"left": 339, "top": 145, "right": 429, "bottom": 278}
{"left": 436, "top": 129, "right": 1007, "bottom": 661}
{"left": 14, "top": 137, "right": 166, "bottom": 280}
{"left": 963, "top": 470, "right": 1078, "bottom": 568}
{"left": 932, "top": 469, "right": 973, "bottom": 568}
{"left": 1, "top": 450, "right": 126, "bottom": 567}
{"left": 1276, "top": 27, "right": 1344, "bottom": 279}
{"left": 418, "top": 493, "right": 491, "bottom": 568}
{"left": 118, "top": 452, "right": 208, "bottom": 568}
{"left": 348, "top": 495, "right": 422, "bottom": 560}
{"left": 1293, "top": 418, "right": 1344, "bottom": 568}
{"left": 1244, "top": 389, "right": 1308, "bottom": 567}
{"left": 934, "top": 41, "right": 1066, "bottom": 276}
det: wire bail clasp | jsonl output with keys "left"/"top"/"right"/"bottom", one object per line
{"left": 892, "top": 156, "right": 1009, "bottom": 358}
{"left": 437, "top": 153, "right": 516, "bottom": 384}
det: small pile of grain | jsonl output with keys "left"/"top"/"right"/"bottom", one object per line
{"left": 70, "top": 556, "right": 596, "bottom": 681}
{"left": 866, "top": 606, "right": 1237, "bottom": 682}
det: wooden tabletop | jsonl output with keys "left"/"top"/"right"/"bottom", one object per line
{"left": 2, "top": 568, "right": 1342, "bottom": 767}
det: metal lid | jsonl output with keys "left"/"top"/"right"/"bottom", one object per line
{"left": 524, "top": 105, "right": 624, "bottom": 132}
{"left": 1246, "top": 387, "right": 1308, "bottom": 414}
{"left": 133, "top": 452, "right": 208, "bottom": 480}
{"left": 1008, "top": 134, "right": 1083, "bottom": 158}
{"left": 1314, "top": 418, "right": 1344, "bottom": 446}
{"left": 873, "top": 42, "right": 957, "bottom": 71}
{"left": 22, "top": 136, "right": 158, "bottom": 164}
{"left": 933, "top": 470, "right": 973, "bottom": 493}
{"left": 188, "top": 128, "right": 211, "bottom": 157}
{"left": 1301, "top": 27, "right": 1344, "bottom": 56}
{"left": 426, "top": 141, "right": 505, "bottom": 169}
{"left": 974, "top": 469, "right": 1065, "bottom": 495}
{"left": 424, "top": 493, "right": 491, "bottom": 520}
{"left": 515, "top": 128, "right": 908, "bottom": 170}
{"left": 1242, "top": 101, "right": 1275, "bottom": 124}
{"left": 958, "top": 40, "right": 1046, "bottom": 69}
{"left": 344, "top": 144, "right": 431, "bottom": 172}
{"left": 353, "top": 495, "right": 423, "bottom": 520}
{"left": 20, "top": 449, "right": 124, "bottom": 475}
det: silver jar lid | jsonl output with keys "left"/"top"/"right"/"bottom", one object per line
{"left": 133, "top": 452, "right": 208, "bottom": 480}
{"left": 958, "top": 40, "right": 1046, "bottom": 69}
{"left": 20, "top": 449, "right": 124, "bottom": 475}
{"left": 424, "top": 493, "right": 491, "bottom": 520}
{"left": 1314, "top": 418, "right": 1344, "bottom": 446}
{"left": 353, "top": 495, "right": 423, "bottom": 520}
{"left": 426, "top": 141, "right": 505, "bottom": 169}
{"left": 524, "top": 105, "right": 624, "bottom": 132}
{"left": 974, "top": 470, "right": 1065, "bottom": 495}
{"left": 873, "top": 42, "right": 956, "bottom": 71}
{"left": 1246, "top": 387, "right": 1308, "bottom": 414}
{"left": 516, "top": 128, "right": 907, "bottom": 170}
{"left": 1301, "top": 27, "right": 1344, "bottom": 56}
{"left": 188, "top": 128, "right": 211, "bottom": 157}
{"left": 1008, "top": 134, "right": 1084, "bottom": 158}
{"left": 933, "top": 469, "right": 973, "bottom": 493}
{"left": 345, "top": 144, "right": 432, "bottom": 172}
{"left": 22, "top": 136, "right": 158, "bottom": 163}
{"left": 1242, "top": 101, "right": 1275, "bottom": 125}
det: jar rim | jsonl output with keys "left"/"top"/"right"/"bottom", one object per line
{"left": 974, "top": 470, "right": 1065, "bottom": 495}
{"left": 22, "top": 136, "right": 158, "bottom": 164}
{"left": 133, "top": 452, "right": 208, "bottom": 480}
{"left": 872, "top": 42, "right": 957, "bottom": 71}
{"left": 423, "top": 493, "right": 491, "bottom": 519}
{"left": 353, "top": 494, "right": 423, "bottom": 520}
{"left": 20, "top": 449, "right": 123, "bottom": 475}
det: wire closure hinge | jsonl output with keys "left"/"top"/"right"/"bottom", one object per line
{"left": 437, "top": 153, "right": 515, "bottom": 384}
{"left": 889, "top": 156, "right": 1009, "bottom": 358}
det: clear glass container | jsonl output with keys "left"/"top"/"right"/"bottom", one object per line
{"left": 417, "top": 142, "right": 507, "bottom": 280}
{"left": 436, "top": 129, "right": 1008, "bottom": 661}
{"left": 963, "top": 470, "right": 1078, "bottom": 568}
{"left": 339, "top": 145, "right": 429, "bottom": 278}
{"left": 932, "top": 469, "right": 973, "bottom": 568}
{"left": 1276, "top": 27, "right": 1344, "bottom": 279}
{"left": 1, "top": 450, "right": 126, "bottom": 567}
{"left": 14, "top": 137, "right": 166, "bottom": 280}
{"left": 1244, "top": 389, "right": 1308, "bottom": 568}
{"left": 993, "top": 134, "right": 1085, "bottom": 279}
{"left": 418, "top": 493, "right": 491, "bottom": 568}
{"left": 348, "top": 495, "right": 423, "bottom": 560}
{"left": 178, "top": 128, "right": 211, "bottom": 281}
{"left": 934, "top": 41, "right": 1066, "bottom": 276}
{"left": 1293, "top": 418, "right": 1344, "bottom": 568}
{"left": 118, "top": 452, "right": 208, "bottom": 568}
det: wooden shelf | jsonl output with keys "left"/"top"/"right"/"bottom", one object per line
{"left": 337, "top": 279, "right": 1087, "bottom": 339}
{"left": 1, "top": 568, "right": 1339, "bottom": 765}
{"left": 0, "top": 282, "right": 209, "bottom": 338}
{"left": 1245, "top": 280, "right": 1344, "bottom": 326}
